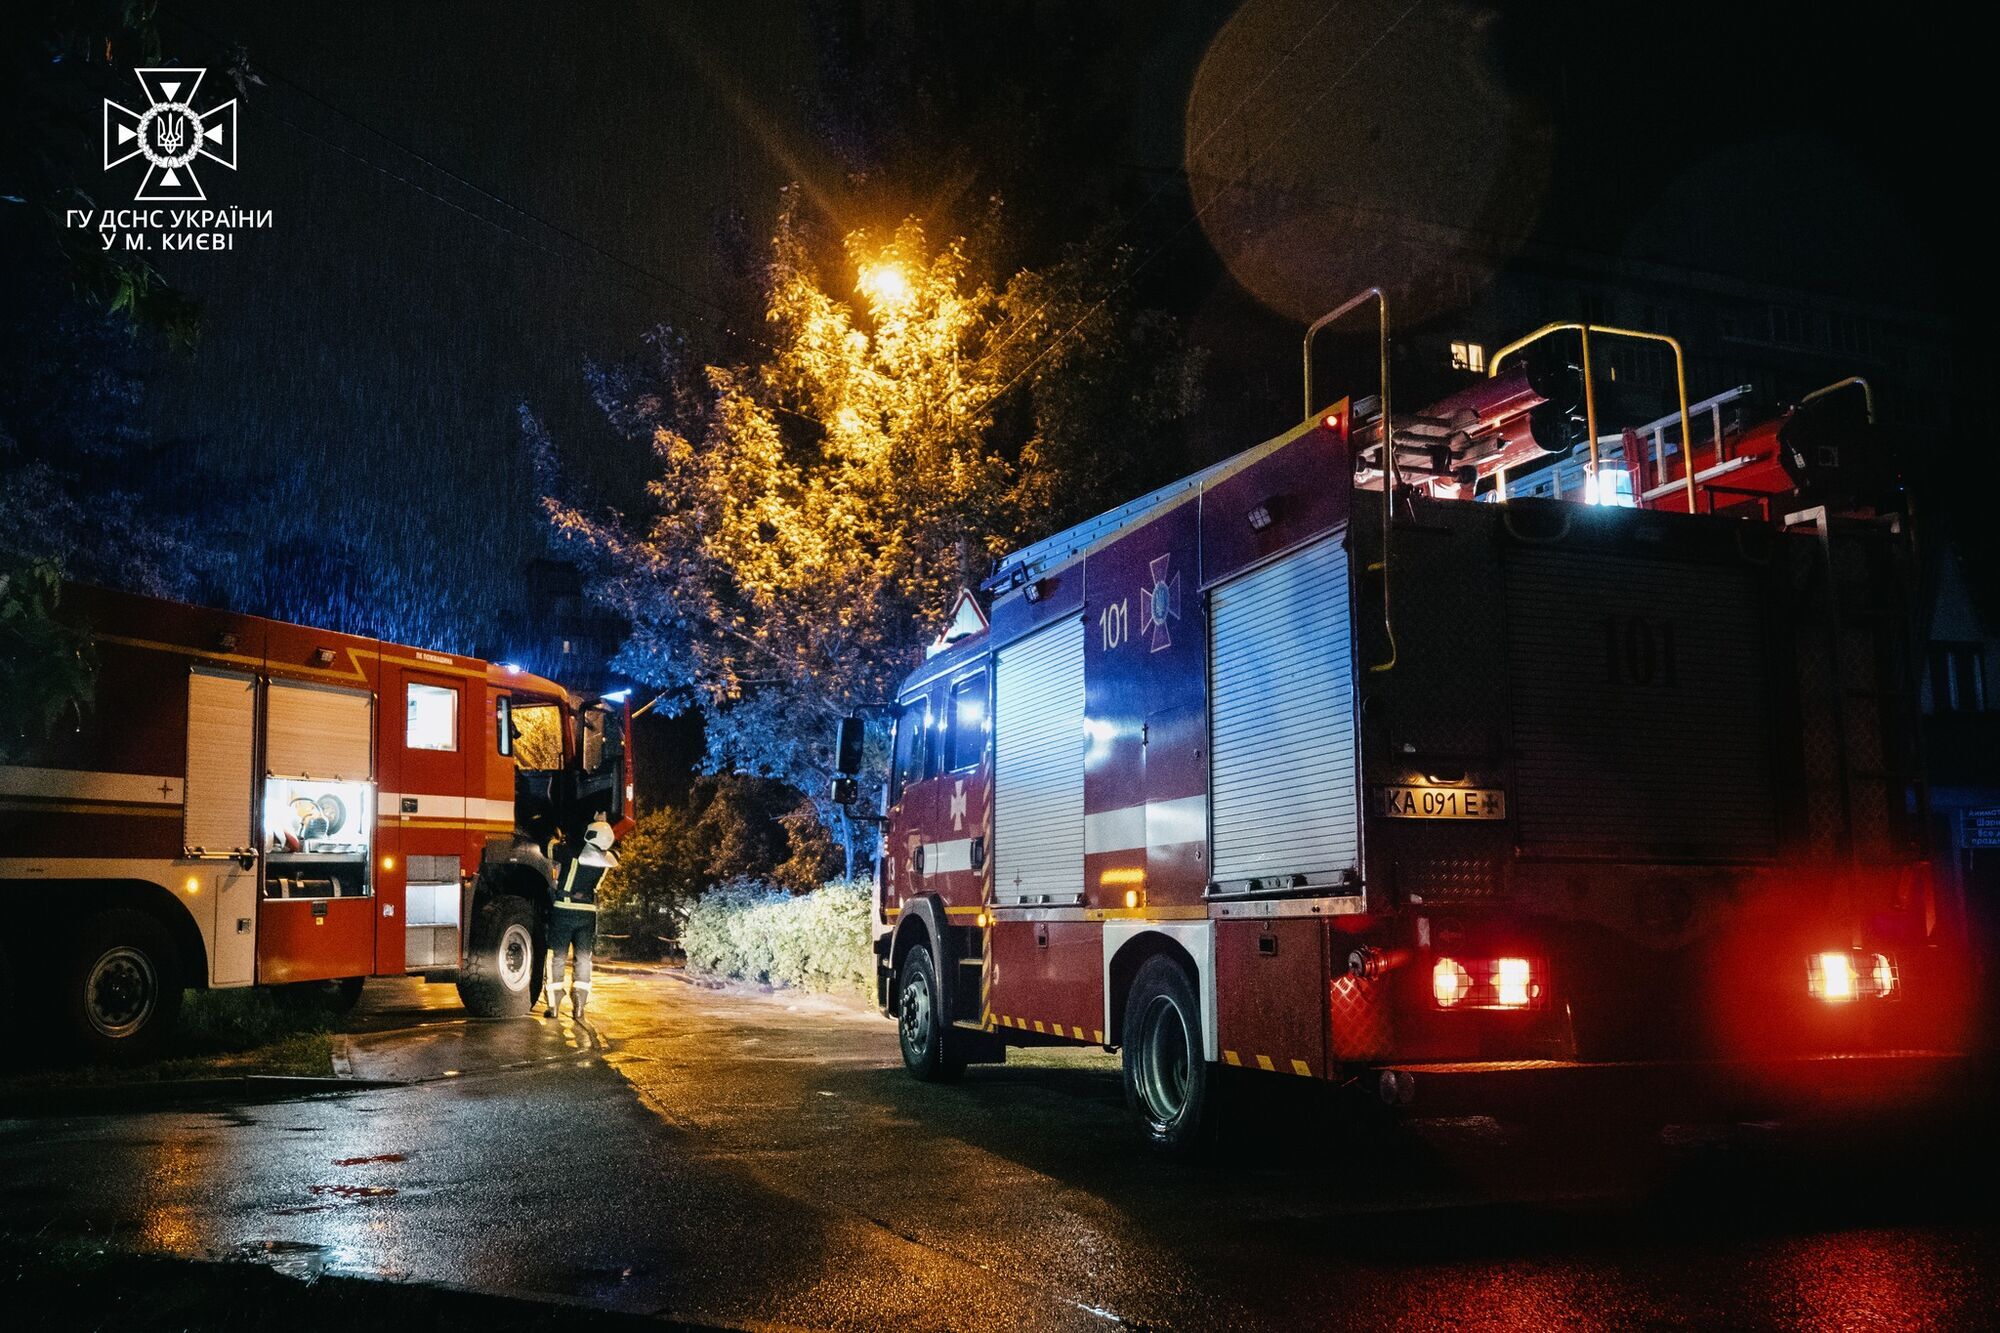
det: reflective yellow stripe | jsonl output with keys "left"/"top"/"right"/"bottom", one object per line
{"left": 554, "top": 859, "right": 598, "bottom": 910}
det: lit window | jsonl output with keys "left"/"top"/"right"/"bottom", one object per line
{"left": 406, "top": 682, "right": 458, "bottom": 751}
{"left": 1450, "top": 341, "right": 1485, "bottom": 373}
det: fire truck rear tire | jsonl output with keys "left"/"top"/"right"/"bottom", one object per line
{"left": 59, "top": 909, "right": 184, "bottom": 1062}
{"left": 896, "top": 942, "right": 965, "bottom": 1082}
{"left": 458, "top": 895, "right": 539, "bottom": 1018}
{"left": 1122, "top": 955, "right": 1218, "bottom": 1156}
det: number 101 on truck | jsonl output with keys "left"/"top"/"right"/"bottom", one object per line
{"left": 830, "top": 301, "right": 1972, "bottom": 1153}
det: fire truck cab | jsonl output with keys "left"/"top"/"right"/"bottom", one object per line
{"left": 0, "top": 586, "right": 633, "bottom": 1058}
{"left": 837, "top": 308, "right": 1971, "bottom": 1153}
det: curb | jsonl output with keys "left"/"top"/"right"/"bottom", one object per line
{"left": 591, "top": 960, "right": 681, "bottom": 978}
{"left": 0, "top": 1073, "right": 403, "bottom": 1120}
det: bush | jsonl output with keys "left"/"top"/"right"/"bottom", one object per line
{"left": 596, "top": 807, "right": 698, "bottom": 959}
{"left": 681, "top": 878, "right": 871, "bottom": 997}
{"left": 597, "top": 777, "right": 847, "bottom": 959}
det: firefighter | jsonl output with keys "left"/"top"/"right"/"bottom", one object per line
{"left": 543, "top": 817, "right": 617, "bottom": 1020}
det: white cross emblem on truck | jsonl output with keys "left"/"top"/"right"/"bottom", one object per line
{"left": 1138, "top": 554, "right": 1181, "bottom": 652}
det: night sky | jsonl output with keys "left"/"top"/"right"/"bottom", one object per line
{"left": 6, "top": 1, "right": 1980, "bottom": 667}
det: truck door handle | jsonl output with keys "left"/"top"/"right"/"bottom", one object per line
{"left": 912, "top": 845, "right": 925, "bottom": 876}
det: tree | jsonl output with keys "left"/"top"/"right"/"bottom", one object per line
{"left": 0, "top": 301, "right": 219, "bottom": 601}
{"left": 534, "top": 194, "right": 1199, "bottom": 869}
{"left": 0, "top": 5, "right": 242, "bottom": 746}
{"left": 597, "top": 774, "right": 840, "bottom": 955}
{"left": 0, "top": 559, "right": 95, "bottom": 765}
{"left": 2, "top": 5, "right": 204, "bottom": 349}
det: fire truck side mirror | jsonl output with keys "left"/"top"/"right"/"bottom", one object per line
{"left": 835, "top": 715, "right": 865, "bottom": 776}
{"left": 829, "top": 776, "right": 859, "bottom": 807}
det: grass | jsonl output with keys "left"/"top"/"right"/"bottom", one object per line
{"left": 5, "top": 987, "right": 341, "bottom": 1090}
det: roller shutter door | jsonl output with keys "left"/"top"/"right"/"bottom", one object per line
{"left": 1209, "top": 535, "right": 1360, "bottom": 887}
{"left": 184, "top": 667, "right": 257, "bottom": 855}
{"left": 266, "top": 680, "right": 375, "bottom": 781}
{"left": 992, "top": 617, "right": 1085, "bottom": 904}
{"left": 1505, "top": 549, "right": 1774, "bottom": 857}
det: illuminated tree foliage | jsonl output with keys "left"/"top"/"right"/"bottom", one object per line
{"left": 534, "top": 195, "right": 1200, "bottom": 837}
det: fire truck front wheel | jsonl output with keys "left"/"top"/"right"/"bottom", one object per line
{"left": 458, "top": 895, "right": 539, "bottom": 1018}
{"left": 59, "top": 909, "right": 184, "bottom": 1062}
{"left": 1122, "top": 955, "right": 1217, "bottom": 1156}
{"left": 896, "top": 942, "right": 966, "bottom": 1082}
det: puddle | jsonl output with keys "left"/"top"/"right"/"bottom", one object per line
{"left": 231, "top": 1239, "right": 327, "bottom": 1281}
{"left": 330, "top": 1153, "right": 406, "bottom": 1166}
{"left": 306, "top": 1183, "right": 399, "bottom": 1200}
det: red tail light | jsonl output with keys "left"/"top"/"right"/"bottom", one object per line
{"left": 1432, "top": 956, "right": 1543, "bottom": 1009}
{"left": 1493, "top": 957, "right": 1534, "bottom": 1007}
{"left": 1808, "top": 951, "right": 1897, "bottom": 1002}
{"left": 1433, "top": 958, "right": 1472, "bottom": 1007}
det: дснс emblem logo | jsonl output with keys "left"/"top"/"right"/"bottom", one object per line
{"left": 103, "top": 67, "right": 237, "bottom": 202}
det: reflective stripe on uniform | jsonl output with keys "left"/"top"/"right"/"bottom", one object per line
{"left": 554, "top": 857, "right": 600, "bottom": 909}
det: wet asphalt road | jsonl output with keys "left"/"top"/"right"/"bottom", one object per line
{"left": 3, "top": 970, "right": 1998, "bottom": 1330}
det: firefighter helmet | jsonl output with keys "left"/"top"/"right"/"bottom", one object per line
{"left": 583, "top": 818, "right": 616, "bottom": 851}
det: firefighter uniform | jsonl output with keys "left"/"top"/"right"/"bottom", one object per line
{"left": 544, "top": 820, "right": 617, "bottom": 1020}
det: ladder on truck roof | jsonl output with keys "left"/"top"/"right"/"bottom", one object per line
{"left": 1487, "top": 384, "right": 1757, "bottom": 505}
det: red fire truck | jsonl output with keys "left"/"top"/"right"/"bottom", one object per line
{"left": 836, "top": 304, "right": 1971, "bottom": 1152}
{"left": 0, "top": 585, "right": 632, "bottom": 1057}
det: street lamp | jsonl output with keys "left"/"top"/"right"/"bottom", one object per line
{"left": 857, "top": 260, "right": 913, "bottom": 310}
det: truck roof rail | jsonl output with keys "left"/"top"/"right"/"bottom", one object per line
{"left": 981, "top": 452, "right": 1244, "bottom": 593}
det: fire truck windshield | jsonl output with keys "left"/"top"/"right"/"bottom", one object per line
{"left": 508, "top": 701, "right": 565, "bottom": 770}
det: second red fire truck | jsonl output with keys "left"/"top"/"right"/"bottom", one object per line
{"left": 837, "top": 303, "right": 1971, "bottom": 1152}
{"left": 0, "top": 586, "right": 632, "bottom": 1057}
